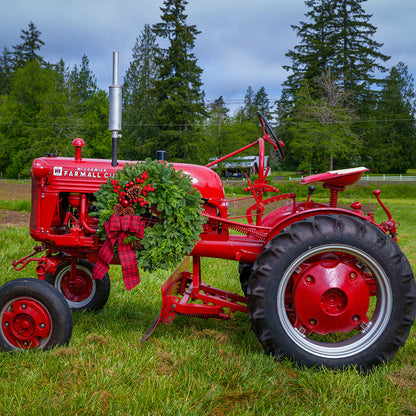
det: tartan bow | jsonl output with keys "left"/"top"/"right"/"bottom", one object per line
{"left": 93, "top": 215, "right": 146, "bottom": 290}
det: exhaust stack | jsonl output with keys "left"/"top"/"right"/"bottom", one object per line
{"left": 109, "top": 51, "right": 122, "bottom": 167}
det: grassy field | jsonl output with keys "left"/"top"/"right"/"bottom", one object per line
{"left": 0, "top": 185, "right": 416, "bottom": 415}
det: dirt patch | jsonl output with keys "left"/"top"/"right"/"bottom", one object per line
{"left": 0, "top": 210, "right": 30, "bottom": 228}
{"left": 0, "top": 180, "right": 31, "bottom": 201}
{"left": 0, "top": 181, "right": 31, "bottom": 228}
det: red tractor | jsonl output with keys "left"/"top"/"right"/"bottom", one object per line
{"left": 1, "top": 54, "right": 415, "bottom": 370}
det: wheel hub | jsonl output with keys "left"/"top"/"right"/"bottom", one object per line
{"left": 1, "top": 299, "right": 51, "bottom": 349}
{"left": 293, "top": 259, "right": 370, "bottom": 335}
{"left": 61, "top": 273, "right": 92, "bottom": 302}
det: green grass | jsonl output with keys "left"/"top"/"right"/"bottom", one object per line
{"left": 0, "top": 199, "right": 31, "bottom": 212}
{"left": 1, "top": 197, "right": 416, "bottom": 414}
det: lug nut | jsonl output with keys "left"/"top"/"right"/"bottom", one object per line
{"left": 349, "top": 272, "right": 357, "bottom": 280}
{"left": 21, "top": 304, "right": 27, "bottom": 309}
{"left": 4, "top": 322, "right": 9, "bottom": 327}
{"left": 305, "top": 275, "right": 314, "bottom": 284}
{"left": 352, "top": 315, "right": 360, "bottom": 322}
{"left": 309, "top": 318, "right": 317, "bottom": 326}
{"left": 40, "top": 323, "right": 45, "bottom": 329}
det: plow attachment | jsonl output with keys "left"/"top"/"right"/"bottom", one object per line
{"left": 141, "top": 256, "right": 247, "bottom": 341}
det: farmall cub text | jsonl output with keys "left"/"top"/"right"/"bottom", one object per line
{"left": 1, "top": 53, "right": 415, "bottom": 370}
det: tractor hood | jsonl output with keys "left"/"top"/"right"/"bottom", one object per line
{"left": 31, "top": 155, "right": 225, "bottom": 200}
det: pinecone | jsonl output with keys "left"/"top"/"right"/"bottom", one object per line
{"left": 126, "top": 185, "right": 142, "bottom": 201}
{"left": 123, "top": 206, "right": 134, "bottom": 216}
{"left": 131, "top": 240, "right": 143, "bottom": 251}
{"left": 113, "top": 203, "right": 124, "bottom": 215}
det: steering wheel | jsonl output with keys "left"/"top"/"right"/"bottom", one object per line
{"left": 257, "top": 111, "right": 285, "bottom": 160}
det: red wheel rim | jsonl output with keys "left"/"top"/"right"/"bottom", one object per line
{"left": 287, "top": 253, "right": 371, "bottom": 335}
{"left": 292, "top": 257, "right": 370, "bottom": 335}
{"left": 278, "top": 244, "right": 393, "bottom": 360}
{"left": 1, "top": 297, "right": 52, "bottom": 349}
{"left": 58, "top": 267, "right": 94, "bottom": 304}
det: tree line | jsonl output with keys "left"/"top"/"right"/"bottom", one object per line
{"left": 0, "top": 0, "right": 415, "bottom": 178}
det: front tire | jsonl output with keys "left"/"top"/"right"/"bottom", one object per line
{"left": 45, "top": 261, "right": 110, "bottom": 311}
{"left": 0, "top": 278, "right": 73, "bottom": 352}
{"left": 248, "top": 214, "right": 416, "bottom": 370}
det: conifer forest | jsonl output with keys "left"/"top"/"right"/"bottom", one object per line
{"left": 0, "top": 0, "right": 415, "bottom": 178}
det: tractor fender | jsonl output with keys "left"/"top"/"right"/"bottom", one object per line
{"left": 265, "top": 207, "right": 381, "bottom": 244}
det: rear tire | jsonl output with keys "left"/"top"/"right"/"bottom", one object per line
{"left": 45, "top": 261, "right": 110, "bottom": 311}
{"left": 239, "top": 262, "right": 252, "bottom": 297}
{"left": 248, "top": 214, "right": 416, "bottom": 370}
{"left": 0, "top": 278, "right": 73, "bottom": 352}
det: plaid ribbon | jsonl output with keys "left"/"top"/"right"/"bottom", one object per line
{"left": 93, "top": 215, "right": 146, "bottom": 290}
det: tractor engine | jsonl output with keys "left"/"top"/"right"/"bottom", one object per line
{"left": 30, "top": 138, "right": 227, "bottom": 265}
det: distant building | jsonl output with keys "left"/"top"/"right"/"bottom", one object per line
{"left": 209, "top": 156, "right": 270, "bottom": 178}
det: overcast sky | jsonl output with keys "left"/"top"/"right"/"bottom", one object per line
{"left": 1, "top": 0, "right": 415, "bottom": 110}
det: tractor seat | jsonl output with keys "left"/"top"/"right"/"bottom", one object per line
{"left": 300, "top": 167, "right": 369, "bottom": 188}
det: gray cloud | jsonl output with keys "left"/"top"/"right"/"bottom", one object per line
{"left": 1, "top": 0, "right": 415, "bottom": 109}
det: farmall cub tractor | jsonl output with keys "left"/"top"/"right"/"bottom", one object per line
{"left": 1, "top": 54, "right": 415, "bottom": 371}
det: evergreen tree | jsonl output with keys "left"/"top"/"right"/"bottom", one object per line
{"left": 0, "top": 61, "right": 69, "bottom": 177}
{"left": 283, "top": 0, "right": 336, "bottom": 104}
{"left": 236, "top": 86, "right": 257, "bottom": 122}
{"left": 364, "top": 62, "right": 416, "bottom": 173}
{"left": 68, "top": 56, "right": 109, "bottom": 158}
{"left": 254, "top": 87, "right": 272, "bottom": 120}
{"left": 75, "top": 89, "right": 110, "bottom": 159}
{"left": 122, "top": 24, "right": 160, "bottom": 160}
{"left": 333, "top": 0, "right": 390, "bottom": 98}
{"left": 151, "top": 0, "right": 206, "bottom": 162}
{"left": 12, "top": 22, "right": 46, "bottom": 68}
{"left": 70, "top": 55, "right": 97, "bottom": 103}
{"left": 0, "top": 56, "right": 109, "bottom": 177}
{"left": 288, "top": 70, "right": 360, "bottom": 171}
{"left": 0, "top": 47, "right": 13, "bottom": 94}
{"left": 206, "top": 96, "right": 230, "bottom": 159}
{"left": 54, "top": 59, "right": 70, "bottom": 93}
{"left": 281, "top": 0, "right": 389, "bottom": 105}
{"left": 209, "top": 96, "right": 229, "bottom": 120}
{"left": 278, "top": 0, "right": 390, "bottom": 170}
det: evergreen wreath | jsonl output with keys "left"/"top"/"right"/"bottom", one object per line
{"left": 92, "top": 158, "right": 204, "bottom": 272}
